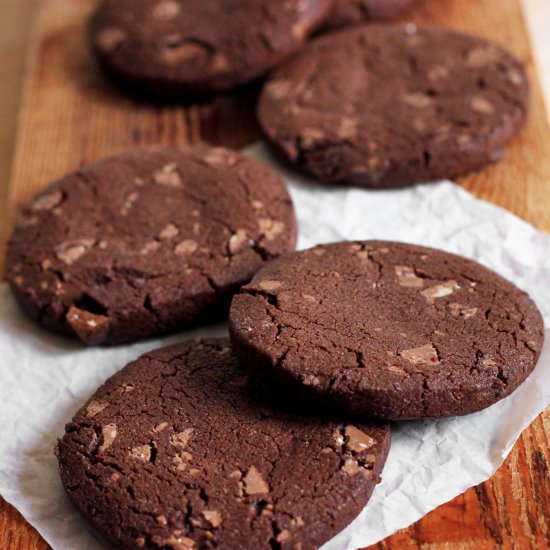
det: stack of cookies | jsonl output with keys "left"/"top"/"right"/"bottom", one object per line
{"left": 5, "top": 1, "right": 544, "bottom": 549}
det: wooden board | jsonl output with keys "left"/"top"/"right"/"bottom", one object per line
{"left": 0, "top": 0, "right": 35, "bottom": 256}
{"left": 1, "top": 0, "right": 549, "bottom": 548}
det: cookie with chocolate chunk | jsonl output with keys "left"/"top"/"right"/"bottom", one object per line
{"left": 90, "top": 0, "right": 334, "bottom": 96}
{"left": 229, "top": 241, "right": 544, "bottom": 419}
{"left": 328, "top": 0, "right": 416, "bottom": 29}
{"left": 6, "top": 147, "right": 296, "bottom": 345}
{"left": 56, "top": 338, "right": 391, "bottom": 550}
{"left": 259, "top": 24, "right": 529, "bottom": 188}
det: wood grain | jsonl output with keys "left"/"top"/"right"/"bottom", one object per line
{"left": 0, "top": 0, "right": 549, "bottom": 548}
{"left": 0, "top": 0, "right": 35, "bottom": 260}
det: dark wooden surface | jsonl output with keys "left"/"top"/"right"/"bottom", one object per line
{"left": 0, "top": 0, "right": 549, "bottom": 548}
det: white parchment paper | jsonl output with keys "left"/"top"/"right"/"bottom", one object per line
{"left": 0, "top": 143, "right": 548, "bottom": 550}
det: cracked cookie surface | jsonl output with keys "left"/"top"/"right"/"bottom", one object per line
{"left": 258, "top": 24, "right": 529, "bottom": 188}
{"left": 90, "top": 0, "right": 334, "bottom": 96}
{"left": 229, "top": 241, "right": 544, "bottom": 419}
{"left": 327, "top": 0, "right": 416, "bottom": 29}
{"left": 56, "top": 338, "right": 390, "bottom": 549}
{"left": 6, "top": 146, "right": 296, "bottom": 345}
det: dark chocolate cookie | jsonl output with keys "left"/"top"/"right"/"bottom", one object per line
{"left": 229, "top": 241, "right": 544, "bottom": 419}
{"left": 258, "top": 25, "right": 529, "bottom": 188}
{"left": 91, "top": 0, "right": 334, "bottom": 96}
{"left": 328, "top": 0, "right": 416, "bottom": 29}
{"left": 56, "top": 338, "right": 391, "bottom": 549}
{"left": 6, "top": 147, "right": 296, "bottom": 345}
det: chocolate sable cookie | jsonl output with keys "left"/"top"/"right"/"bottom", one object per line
{"left": 328, "top": 0, "right": 416, "bottom": 29}
{"left": 6, "top": 147, "right": 296, "bottom": 345}
{"left": 91, "top": 0, "right": 334, "bottom": 96}
{"left": 57, "top": 339, "right": 391, "bottom": 549}
{"left": 259, "top": 25, "right": 529, "bottom": 188}
{"left": 229, "top": 241, "right": 544, "bottom": 419}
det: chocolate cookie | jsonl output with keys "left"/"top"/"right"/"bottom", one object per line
{"left": 328, "top": 0, "right": 416, "bottom": 29}
{"left": 56, "top": 339, "right": 391, "bottom": 549}
{"left": 229, "top": 241, "right": 544, "bottom": 419}
{"left": 6, "top": 147, "right": 296, "bottom": 345}
{"left": 258, "top": 25, "right": 529, "bottom": 188}
{"left": 91, "top": 0, "right": 334, "bottom": 96}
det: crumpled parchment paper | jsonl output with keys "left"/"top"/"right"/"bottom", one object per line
{"left": 0, "top": 143, "right": 548, "bottom": 550}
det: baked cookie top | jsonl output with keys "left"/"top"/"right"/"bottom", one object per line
{"left": 259, "top": 24, "right": 529, "bottom": 188}
{"left": 230, "top": 241, "right": 544, "bottom": 419}
{"left": 56, "top": 338, "right": 391, "bottom": 550}
{"left": 91, "top": 0, "right": 334, "bottom": 95}
{"left": 7, "top": 146, "right": 296, "bottom": 345}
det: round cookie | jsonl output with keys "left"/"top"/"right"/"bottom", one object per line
{"left": 229, "top": 241, "right": 544, "bottom": 419}
{"left": 259, "top": 24, "right": 530, "bottom": 188}
{"left": 56, "top": 338, "right": 391, "bottom": 550}
{"left": 90, "top": 0, "right": 334, "bottom": 96}
{"left": 6, "top": 146, "right": 296, "bottom": 345}
{"left": 328, "top": 0, "right": 416, "bottom": 29}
